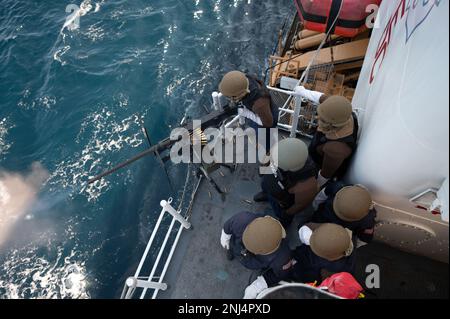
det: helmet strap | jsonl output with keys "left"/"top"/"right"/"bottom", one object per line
{"left": 344, "top": 229, "right": 354, "bottom": 257}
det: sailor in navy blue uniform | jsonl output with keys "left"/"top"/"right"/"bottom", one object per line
{"left": 291, "top": 223, "right": 357, "bottom": 283}
{"left": 220, "top": 212, "right": 295, "bottom": 299}
{"left": 312, "top": 182, "right": 377, "bottom": 244}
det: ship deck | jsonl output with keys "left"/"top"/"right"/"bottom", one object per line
{"left": 158, "top": 145, "right": 449, "bottom": 299}
{"left": 133, "top": 10, "right": 450, "bottom": 300}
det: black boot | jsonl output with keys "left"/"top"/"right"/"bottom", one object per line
{"left": 226, "top": 249, "right": 235, "bottom": 261}
{"left": 253, "top": 192, "right": 268, "bottom": 203}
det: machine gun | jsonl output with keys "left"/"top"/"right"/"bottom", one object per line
{"left": 87, "top": 104, "right": 239, "bottom": 194}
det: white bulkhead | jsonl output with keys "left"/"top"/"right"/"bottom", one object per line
{"left": 349, "top": 0, "right": 449, "bottom": 262}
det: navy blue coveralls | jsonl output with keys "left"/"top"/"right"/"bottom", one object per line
{"left": 223, "top": 211, "right": 294, "bottom": 287}
{"left": 291, "top": 244, "right": 357, "bottom": 284}
{"left": 312, "top": 181, "right": 377, "bottom": 243}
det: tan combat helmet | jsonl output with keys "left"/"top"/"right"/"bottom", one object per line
{"left": 270, "top": 138, "right": 309, "bottom": 172}
{"left": 242, "top": 216, "right": 287, "bottom": 255}
{"left": 317, "top": 95, "right": 353, "bottom": 129}
{"left": 310, "top": 223, "right": 353, "bottom": 261}
{"left": 219, "top": 71, "right": 250, "bottom": 101}
{"left": 333, "top": 185, "right": 372, "bottom": 222}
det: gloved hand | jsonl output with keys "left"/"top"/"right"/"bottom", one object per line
{"left": 220, "top": 229, "right": 232, "bottom": 250}
{"left": 294, "top": 86, "right": 323, "bottom": 104}
{"left": 238, "top": 108, "right": 263, "bottom": 126}
{"left": 298, "top": 226, "right": 313, "bottom": 246}
{"left": 317, "top": 170, "right": 330, "bottom": 188}
{"left": 243, "top": 276, "right": 268, "bottom": 299}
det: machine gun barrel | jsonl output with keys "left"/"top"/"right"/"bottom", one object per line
{"left": 88, "top": 138, "right": 173, "bottom": 184}
{"left": 87, "top": 104, "right": 237, "bottom": 185}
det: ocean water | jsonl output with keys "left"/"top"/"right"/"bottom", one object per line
{"left": 0, "top": 0, "right": 290, "bottom": 298}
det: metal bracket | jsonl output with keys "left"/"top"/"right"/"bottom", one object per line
{"left": 161, "top": 198, "right": 191, "bottom": 230}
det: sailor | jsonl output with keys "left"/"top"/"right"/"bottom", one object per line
{"left": 220, "top": 212, "right": 295, "bottom": 299}
{"left": 312, "top": 182, "right": 377, "bottom": 244}
{"left": 219, "top": 71, "right": 279, "bottom": 152}
{"left": 295, "top": 87, "right": 359, "bottom": 188}
{"left": 292, "top": 223, "right": 356, "bottom": 283}
{"left": 254, "top": 138, "right": 318, "bottom": 227}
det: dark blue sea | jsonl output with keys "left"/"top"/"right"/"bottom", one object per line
{"left": 0, "top": 0, "right": 290, "bottom": 298}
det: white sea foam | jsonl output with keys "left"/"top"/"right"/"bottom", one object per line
{"left": 84, "top": 23, "right": 106, "bottom": 42}
{"left": 0, "top": 118, "right": 13, "bottom": 157}
{"left": 115, "top": 93, "right": 129, "bottom": 108}
{"left": 56, "top": 0, "right": 107, "bottom": 64}
{"left": 17, "top": 91, "right": 57, "bottom": 110}
{"left": 48, "top": 108, "right": 145, "bottom": 202}
{"left": 53, "top": 45, "right": 71, "bottom": 66}
{"left": 38, "top": 95, "right": 57, "bottom": 109}
{"left": 193, "top": 10, "right": 204, "bottom": 20}
{"left": 111, "top": 5, "right": 156, "bottom": 21}
{"left": 166, "top": 76, "right": 187, "bottom": 96}
{"left": 0, "top": 246, "right": 90, "bottom": 299}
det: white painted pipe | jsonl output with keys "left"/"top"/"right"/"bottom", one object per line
{"left": 277, "top": 124, "right": 313, "bottom": 139}
{"left": 290, "top": 96, "right": 303, "bottom": 138}
{"left": 224, "top": 115, "right": 240, "bottom": 129}
{"left": 267, "top": 86, "right": 301, "bottom": 96}
{"left": 152, "top": 222, "right": 185, "bottom": 299}
{"left": 218, "top": 93, "right": 226, "bottom": 111}
{"left": 238, "top": 111, "right": 246, "bottom": 126}
{"left": 212, "top": 92, "right": 220, "bottom": 111}
{"left": 120, "top": 283, "right": 132, "bottom": 299}
{"left": 140, "top": 217, "right": 177, "bottom": 299}
{"left": 126, "top": 277, "right": 168, "bottom": 292}
{"left": 161, "top": 200, "right": 191, "bottom": 229}
{"left": 140, "top": 200, "right": 191, "bottom": 298}
{"left": 279, "top": 108, "right": 295, "bottom": 114}
{"left": 133, "top": 209, "right": 165, "bottom": 277}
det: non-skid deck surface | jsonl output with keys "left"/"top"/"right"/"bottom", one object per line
{"left": 159, "top": 164, "right": 448, "bottom": 299}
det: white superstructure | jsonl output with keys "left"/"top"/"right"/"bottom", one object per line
{"left": 349, "top": 0, "right": 449, "bottom": 263}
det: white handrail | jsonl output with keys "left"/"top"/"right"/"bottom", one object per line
{"left": 152, "top": 221, "right": 185, "bottom": 299}
{"left": 139, "top": 217, "right": 177, "bottom": 299}
{"left": 267, "top": 85, "right": 319, "bottom": 138}
{"left": 212, "top": 87, "right": 319, "bottom": 139}
{"left": 266, "top": 0, "right": 345, "bottom": 137}
{"left": 121, "top": 198, "right": 192, "bottom": 299}
{"left": 133, "top": 210, "right": 165, "bottom": 277}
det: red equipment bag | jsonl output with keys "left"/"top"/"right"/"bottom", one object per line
{"left": 318, "top": 272, "right": 364, "bottom": 299}
{"left": 294, "top": 0, "right": 383, "bottom": 37}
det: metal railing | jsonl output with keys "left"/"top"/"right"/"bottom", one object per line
{"left": 121, "top": 86, "right": 317, "bottom": 299}
{"left": 211, "top": 88, "right": 318, "bottom": 140}
{"left": 120, "top": 198, "right": 192, "bottom": 299}
{"left": 268, "top": 85, "right": 317, "bottom": 138}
